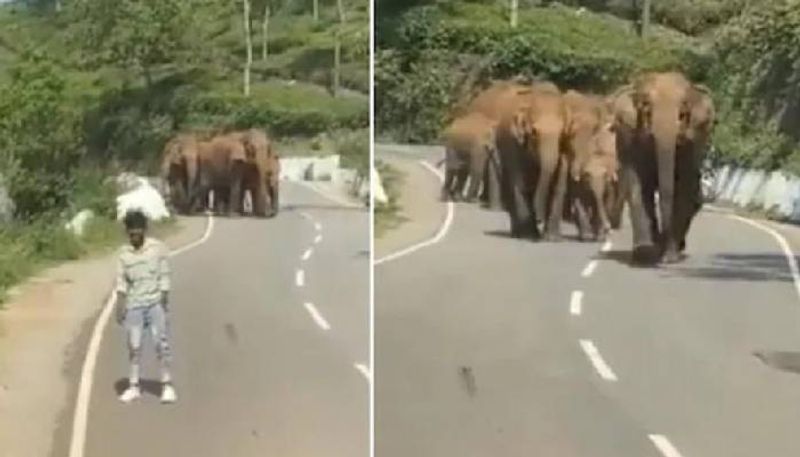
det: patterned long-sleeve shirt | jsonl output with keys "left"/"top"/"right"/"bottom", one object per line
{"left": 116, "top": 238, "right": 170, "bottom": 309}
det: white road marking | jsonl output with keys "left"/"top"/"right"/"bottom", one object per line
{"left": 69, "top": 215, "right": 215, "bottom": 457}
{"left": 304, "top": 302, "right": 331, "bottom": 330}
{"left": 649, "top": 434, "right": 684, "bottom": 457}
{"left": 570, "top": 291, "right": 583, "bottom": 316}
{"left": 725, "top": 214, "right": 800, "bottom": 302}
{"left": 581, "top": 260, "right": 599, "bottom": 278}
{"left": 355, "top": 363, "right": 372, "bottom": 382}
{"left": 314, "top": 222, "right": 322, "bottom": 231}
{"left": 579, "top": 339, "right": 618, "bottom": 381}
{"left": 314, "top": 234, "right": 323, "bottom": 244}
{"left": 375, "top": 160, "right": 455, "bottom": 265}
{"left": 302, "top": 248, "right": 313, "bottom": 261}
{"left": 601, "top": 240, "right": 613, "bottom": 253}
{"left": 296, "top": 269, "right": 305, "bottom": 287}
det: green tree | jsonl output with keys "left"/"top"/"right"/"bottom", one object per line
{"left": 68, "top": 0, "right": 195, "bottom": 89}
{"left": 0, "top": 54, "right": 84, "bottom": 218}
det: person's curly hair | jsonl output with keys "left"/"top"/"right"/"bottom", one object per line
{"left": 123, "top": 210, "right": 148, "bottom": 230}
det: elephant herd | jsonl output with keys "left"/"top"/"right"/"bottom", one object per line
{"left": 160, "top": 128, "right": 281, "bottom": 218}
{"left": 441, "top": 71, "right": 715, "bottom": 265}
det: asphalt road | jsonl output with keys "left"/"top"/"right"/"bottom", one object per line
{"left": 80, "top": 182, "right": 369, "bottom": 457}
{"left": 376, "top": 145, "right": 800, "bottom": 457}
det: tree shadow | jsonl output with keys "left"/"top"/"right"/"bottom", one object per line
{"left": 114, "top": 378, "right": 164, "bottom": 397}
{"left": 754, "top": 351, "right": 800, "bottom": 376}
{"left": 283, "top": 204, "right": 366, "bottom": 213}
{"left": 664, "top": 253, "right": 795, "bottom": 283}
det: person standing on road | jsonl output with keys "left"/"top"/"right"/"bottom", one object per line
{"left": 115, "top": 209, "right": 177, "bottom": 404}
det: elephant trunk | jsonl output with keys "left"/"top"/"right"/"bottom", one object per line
{"left": 652, "top": 105, "right": 680, "bottom": 261}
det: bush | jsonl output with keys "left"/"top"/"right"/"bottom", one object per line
{"left": 334, "top": 128, "right": 369, "bottom": 175}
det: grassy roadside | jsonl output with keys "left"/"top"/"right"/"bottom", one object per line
{"left": 374, "top": 160, "right": 408, "bottom": 238}
{"left": 0, "top": 216, "right": 178, "bottom": 305}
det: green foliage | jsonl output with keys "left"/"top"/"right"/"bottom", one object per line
{"left": 333, "top": 128, "right": 369, "bottom": 175}
{"left": 0, "top": 53, "right": 84, "bottom": 218}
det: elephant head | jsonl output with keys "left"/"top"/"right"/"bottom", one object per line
{"left": 632, "top": 72, "right": 714, "bottom": 262}
{"left": 160, "top": 133, "right": 200, "bottom": 214}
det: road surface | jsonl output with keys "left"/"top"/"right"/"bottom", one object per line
{"left": 73, "top": 182, "right": 369, "bottom": 457}
{"left": 376, "top": 144, "right": 800, "bottom": 457}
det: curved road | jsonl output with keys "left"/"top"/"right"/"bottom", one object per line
{"left": 74, "top": 182, "right": 368, "bottom": 457}
{"left": 376, "top": 144, "right": 800, "bottom": 457}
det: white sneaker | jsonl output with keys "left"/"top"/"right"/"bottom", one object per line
{"left": 160, "top": 383, "right": 177, "bottom": 404}
{"left": 119, "top": 385, "right": 141, "bottom": 403}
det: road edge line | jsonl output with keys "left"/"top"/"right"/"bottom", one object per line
{"left": 374, "top": 160, "right": 454, "bottom": 266}
{"left": 724, "top": 213, "right": 800, "bottom": 302}
{"left": 68, "top": 215, "right": 215, "bottom": 457}
{"left": 649, "top": 434, "right": 684, "bottom": 457}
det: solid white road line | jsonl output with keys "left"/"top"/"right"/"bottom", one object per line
{"left": 579, "top": 339, "right": 618, "bottom": 382}
{"left": 355, "top": 363, "right": 372, "bottom": 382}
{"left": 296, "top": 269, "right": 305, "bottom": 287}
{"left": 302, "top": 248, "right": 313, "bottom": 261}
{"left": 304, "top": 302, "right": 331, "bottom": 330}
{"left": 374, "top": 160, "right": 455, "bottom": 265}
{"left": 314, "top": 234, "right": 323, "bottom": 244}
{"left": 69, "top": 215, "right": 215, "bottom": 457}
{"left": 601, "top": 239, "right": 613, "bottom": 253}
{"left": 570, "top": 291, "right": 583, "bottom": 316}
{"left": 649, "top": 434, "right": 684, "bottom": 457}
{"left": 725, "top": 214, "right": 800, "bottom": 303}
{"left": 314, "top": 222, "right": 322, "bottom": 231}
{"left": 581, "top": 260, "right": 599, "bottom": 278}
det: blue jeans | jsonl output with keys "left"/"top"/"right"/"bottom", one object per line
{"left": 125, "top": 303, "right": 172, "bottom": 384}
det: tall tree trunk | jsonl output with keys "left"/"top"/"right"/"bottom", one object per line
{"left": 262, "top": 3, "right": 270, "bottom": 62}
{"left": 333, "top": 31, "right": 341, "bottom": 97}
{"left": 336, "top": 0, "right": 346, "bottom": 22}
{"left": 313, "top": 0, "right": 319, "bottom": 22}
{"left": 243, "top": 0, "right": 253, "bottom": 97}
{"left": 640, "top": 0, "right": 651, "bottom": 37}
{"left": 510, "top": 0, "right": 518, "bottom": 28}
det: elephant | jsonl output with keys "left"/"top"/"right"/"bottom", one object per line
{"left": 160, "top": 133, "right": 201, "bottom": 215}
{"left": 562, "top": 90, "right": 619, "bottom": 241}
{"left": 191, "top": 134, "right": 249, "bottom": 216}
{"left": 611, "top": 72, "right": 715, "bottom": 264}
{"left": 461, "top": 80, "right": 561, "bottom": 212}
{"left": 230, "top": 129, "right": 280, "bottom": 218}
{"left": 439, "top": 112, "right": 497, "bottom": 203}
{"left": 493, "top": 81, "right": 570, "bottom": 240}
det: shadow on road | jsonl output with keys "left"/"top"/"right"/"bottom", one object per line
{"left": 283, "top": 204, "right": 365, "bottom": 213}
{"left": 596, "top": 249, "right": 659, "bottom": 269}
{"left": 114, "top": 378, "right": 165, "bottom": 397}
{"left": 754, "top": 351, "right": 800, "bottom": 375}
{"left": 663, "top": 253, "right": 795, "bottom": 282}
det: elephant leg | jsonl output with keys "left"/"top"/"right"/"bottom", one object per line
{"left": 269, "top": 179, "right": 280, "bottom": 217}
{"left": 624, "top": 166, "right": 658, "bottom": 264}
{"left": 484, "top": 149, "right": 504, "bottom": 211}
{"left": 453, "top": 166, "right": 469, "bottom": 201}
{"left": 535, "top": 151, "right": 558, "bottom": 229}
{"left": 441, "top": 166, "right": 457, "bottom": 201}
{"left": 589, "top": 178, "right": 611, "bottom": 242}
{"left": 573, "top": 187, "right": 592, "bottom": 242}
{"left": 229, "top": 175, "right": 243, "bottom": 217}
{"left": 464, "top": 150, "right": 486, "bottom": 202}
{"left": 252, "top": 180, "right": 268, "bottom": 217}
{"left": 544, "top": 154, "right": 568, "bottom": 241}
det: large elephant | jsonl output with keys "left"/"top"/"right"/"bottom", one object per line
{"left": 230, "top": 129, "right": 280, "bottom": 218}
{"left": 493, "top": 82, "right": 570, "bottom": 240}
{"left": 562, "top": 90, "right": 619, "bottom": 241}
{"left": 612, "top": 72, "right": 715, "bottom": 263}
{"left": 439, "top": 112, "right": 497, "bottom": 202}
{"left": 192, "top": 134, "right": 248, "bottom": 216}
{"left": 160, "top": 133, "right": 201, "bottom": 215}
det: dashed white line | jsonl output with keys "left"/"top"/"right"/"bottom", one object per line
{"left": 601, "top": 239, "right": 613, "bottom": 253}
{"left": 314, "top": 234, "right": 323, "bottom": 244}
{"left": 570, "top": 291, "right": 583, "bottom": 316}
{"left": 649, "top": 434, "right": 684, "bottom": 457}
{"left": 302, "top": 248, "right": 313, "bottom": 261}
{"left": 374, "top": 160, "right": 455, "bottom": 265}
{"left": 304, "top": 302, "right": 331, "bottom": 330}
{"left": 314, "top": 222, "right": 322, "bottom": 231}
{"left": 295, "top": 269, "right": 305, "bottom": 287}
{"left": 581, "top": 260, "right": 599, "bottom": 278}
{"left": 355, "top": 363, "right": 372, "bottom": 382}
{"left": 69, "top": 216, "right": 215, "bottom": 457}
{"left": 579, "top": 339, "right": 618, "bottom": 381}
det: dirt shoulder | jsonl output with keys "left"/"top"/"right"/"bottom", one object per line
{"left": 0, "top": 216, "right": 207, "bottom": 457}
{"left": 374, "top": 145, "right": 447, "bottom": 260}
